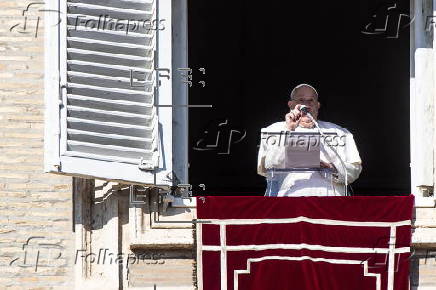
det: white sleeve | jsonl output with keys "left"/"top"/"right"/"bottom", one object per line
{"left": 257, "top": 135, "right": 267, "bottom": 177}
{"left": 331, "top": 160, "right": 362, "bottom": 184}
{"left": 325, "top": 129, "right": 362, "bottom": 185}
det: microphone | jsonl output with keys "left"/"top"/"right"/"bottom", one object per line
{"left": 299, "top": 105, "right": 310, "bottom": 115}
{"left": 298, "top": 105, "right": 316, "bottom": 126}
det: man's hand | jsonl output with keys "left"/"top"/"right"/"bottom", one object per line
{"left": 285, "top": 105, "right": 302, "bottom": 131}
{"left": 285, "top": 104, "right": 314, "bottom": 130}
{"left": 320, "top": 161, "right": 337, "bottom": 172}
{"left": 299, "top": 116, "right": 315, "bottom": 128}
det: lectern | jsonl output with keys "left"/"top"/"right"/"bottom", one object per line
{"left": 265, "top": 167, "right": 336, "bottom": 196}
{"left": 261, "top": 129, "right": 339, "bottom": 196}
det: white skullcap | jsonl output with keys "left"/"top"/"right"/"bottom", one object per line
{"left": 290, "top": 83, "right": 318, "bottom": 100}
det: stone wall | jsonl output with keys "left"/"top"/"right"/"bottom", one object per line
{"left": 0, "top": 1, "right": 73, "bottom": 288}
{"left": 411, "top": 207, "right": 436, "bottom": 289}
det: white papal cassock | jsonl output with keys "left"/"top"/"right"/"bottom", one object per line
{"left": 257, "top": 120, "right": 362, "bottom": 196}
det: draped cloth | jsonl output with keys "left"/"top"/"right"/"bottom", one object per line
{"left": 197, "top": 195, "right": 413, "bottom": 290}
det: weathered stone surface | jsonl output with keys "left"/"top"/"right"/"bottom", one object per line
{"left": 0, "top": 1, "right": 73, "bottom": 288}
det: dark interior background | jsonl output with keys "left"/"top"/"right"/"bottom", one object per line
{"left": 187, "top": 0, "right": 410, "bottom": 196}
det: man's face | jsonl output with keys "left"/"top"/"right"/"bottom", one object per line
{"left": 287, "top": 86, "right": 320, "bottom": 120}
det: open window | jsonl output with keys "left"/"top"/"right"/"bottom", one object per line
{"left": 44, "top": 0, "right": 188, "bottom": 188}
{"left": 188, "top": 0, "right": 412, "bottom": 196}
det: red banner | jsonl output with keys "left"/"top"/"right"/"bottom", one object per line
{"left": 197, "top": 196, "right": 413, "bottom": 290}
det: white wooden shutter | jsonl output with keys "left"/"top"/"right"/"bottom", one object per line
{"left": 44, "top": 0, "right": 184, "bottom": 187}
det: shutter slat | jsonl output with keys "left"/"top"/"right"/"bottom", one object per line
{"left": 67, "top": 47, "right": 152, "bottom": 68}
{"left": 68, "top": 0, "right": 154, "bottom": 10}
{"left": 67, "top": 129, "right": 153, "bottom": 142}
{"left": 67, "top": 85, "right": 153, "bottom": 104}
{"left": 66, "top": 14, "right": 152, "bottom": 24}
{"left": 67, "top": 60, "right": 152, "bottom": 73}
{"left": 67, "top": 140, "right": 153, "bottom": 159}
{"left": 67, "top": 94, "right": 153, "bottom": 115}
{"left": 67, "top": 117, "right": 154, "bottom": 136}
{"left": 63, "top": 151, "right": 141, "bottom": 165}
{"left": 67, "top": 62, "right": 153, "bottom": 80}
{"left": 67, "top": 2, "right": 153, "bottom": 15}
{"left": 67, "top": 72, "right": 154, "bottom": 85}
{"left": 67, "top": 25, "right": 154, "bottom": 39}
{"left": 67, "top": 129, "right": 154, "bottom": 149}
{"left": 67, "top": 83, "right": 153, "bottom": 96}
{"left": 67, "top": 140, "right": 151, "bottom": 153}
{"left": 67, "top": 36, "right": 153, "bottom": 50}
{"left": 67, "top": 48, "right": 153, "bottom": 61}
{"left": 68, "top": 128, "right": 152, "bottom": 142}
{"left": 67, "top": 29, "right": 153, "bottom": 46}
{"left": 67, "top": 108, "right": 154, "bottom": 127}
{"left": 67, "top": 105, "right": 154, "bottom": 119}
{"left": 67, "top": 94, "right": 153, "bottom": 108}
{"left": 67, "top": 94, "right": 152, "bottom": 107}
{"left": 66, "top": 15, "right": 155, "bottom": 36}
{"left": 67, "top": 73, "right": 154, "bottom": 92}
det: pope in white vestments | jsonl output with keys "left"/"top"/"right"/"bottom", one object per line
{"left": 257, "top": 84, "right": 362, "bottom": 196}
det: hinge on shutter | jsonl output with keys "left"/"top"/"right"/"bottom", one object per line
{"left": 59, "top": 83, "right": 67, "bottom": 108}
{"left": 52, "top": 83, "right": 66, "bottom": 172}
{"left": 138, "top": 157, "right": 155, "bottom": 170}
{"left": 53, "top": 163, "right": 61, "bottom": 172}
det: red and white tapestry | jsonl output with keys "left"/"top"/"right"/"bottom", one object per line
{"left": 196, "top": 196, "right": 413, "bottom": 290}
